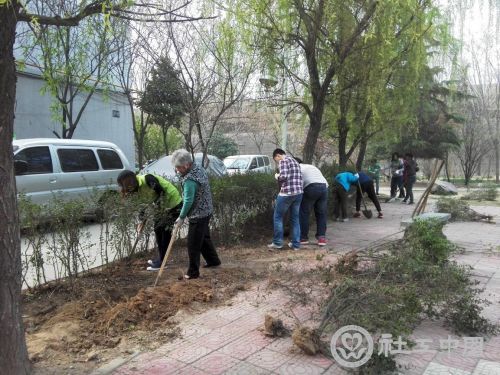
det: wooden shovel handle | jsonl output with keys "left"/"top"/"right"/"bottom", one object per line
{"left": 154, "top": 224, "right": 181, "bottom": 287}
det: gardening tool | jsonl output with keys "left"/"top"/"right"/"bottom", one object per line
{"left": 347, "top": 158, "right": 373, "bottom": 219}
{"left": 357, "top": 179, "right": 373, "bottom": 219}
{"left": 154, "top": 223, "right": 181, "bottom": 287}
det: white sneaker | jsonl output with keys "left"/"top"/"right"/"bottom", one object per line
{"left": 288, "top": 242, "right": 300, "bottom": 250}
{"left": 146, "top": 265, "right": 161, "bottom": 271}
{"left": 267, "top": 243, "right": 283, "bottom": 250}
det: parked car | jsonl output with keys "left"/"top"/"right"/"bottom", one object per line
{"left": 223, "top": 155, "right": 273, "bottom": 175}
{"left": 14, "top": 138, "right": 130, "bottom": 208}
{"left": 140, "top": 153, "right": 227, "bottom": 181}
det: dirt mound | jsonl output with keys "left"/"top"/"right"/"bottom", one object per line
{"left": 292, "top": 326, "right": 320, "bottom": 355}
{"left": 102, "top": 281, "right": 213, "bottom": 333}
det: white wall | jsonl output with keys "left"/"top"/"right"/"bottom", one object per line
{"left": 14, "top": 71, "right": 136, "bottom": 168}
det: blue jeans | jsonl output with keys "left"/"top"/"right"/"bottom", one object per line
{"left": 273, "top": 193, "right": 303, "bottom": 248}
{"left": 300, "top": 183, "right": 327, "bottom": 241}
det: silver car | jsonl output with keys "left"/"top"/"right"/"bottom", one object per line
{"left": 14, "top": 138, "right": 130, "bottom": 206}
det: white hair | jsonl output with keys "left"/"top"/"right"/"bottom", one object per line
{"left": 171, "top": 149, "right": 193, "bottom": 167}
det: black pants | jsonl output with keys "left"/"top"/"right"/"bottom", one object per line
{"left": 187, "top": 215, "right": 221, "bottom": 278}
{"left": 356, "top": 181, "right": 382, "bottom": 212}
{"left": 332, "top": 181, "right": 349, "bottom": 220}
{"left": 154, "top": 203, "right": 182, "bottom": 262}
{"left": 404, "top": 175, "right": 416, "bottom": 203}
{"left": 390, "top": 176, "right": 405, "bottom": 198}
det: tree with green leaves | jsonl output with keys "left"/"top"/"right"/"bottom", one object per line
{"left": 207, "top": 132, "right": 238, "bottom": 159}
{"left": 232, "top": 0, "right": 445, "bottom": 163}
{"left": 137, "top": 55, "right": 187, "bottom": 157}
{"left": 17, "top": 0, "right": 117, "bottom": 139}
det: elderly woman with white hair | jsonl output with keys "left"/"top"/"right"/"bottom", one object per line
{"left": 172, "top": 149, "right": 221, "bottom": 279}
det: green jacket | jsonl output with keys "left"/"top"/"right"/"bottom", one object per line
{"left": 136, "top": 174, "right": 182, "bottom": 209}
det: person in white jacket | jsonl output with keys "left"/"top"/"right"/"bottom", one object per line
{"left": 296, "top": 159, "right": 329, "bottom": 246}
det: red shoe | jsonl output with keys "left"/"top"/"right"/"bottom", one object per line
{"left": 353, "top": 212, "right": 361, "bottom": 218}
{"left": 317, "top": 238, "right": 327, "bottom": 246}
{"left": 377, "top": 212, "right": 383, "bottom": 219}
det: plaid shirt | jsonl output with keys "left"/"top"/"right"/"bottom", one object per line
{"left": 278, "top": 156, "right": 303, "bottom": 195}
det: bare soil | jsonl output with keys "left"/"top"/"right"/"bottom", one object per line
{"left": 24, "top": 237, "right": 284, "bottom": 374}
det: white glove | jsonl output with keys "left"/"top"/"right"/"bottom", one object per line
{"left": 354, "top": 173, "right": 359, "bottom": 178}
{"left": 274, "top": 173, "right": 280, "bottom": 180}
{"left": 175, "top": 217, "right": 185, "bottom": 226}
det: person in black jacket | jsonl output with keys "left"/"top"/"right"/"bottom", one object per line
{"left": 402, "top": 153, "right": 418, "bottom": 204}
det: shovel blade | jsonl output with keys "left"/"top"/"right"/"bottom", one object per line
{"left": 362, "top": 210, "right": 373, "bottom": 219}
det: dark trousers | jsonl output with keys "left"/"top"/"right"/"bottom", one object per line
{"left": 356, "top": 182, "right": 382, "bottom": 212}
{"left": 154, "top": 203, "right": 182, "bottom": 262}
{"left": 299, "top": 183, "right": 328, "bottom": 241}
{"left": 332, "top": 181, "right": 349, "bottom": 219}
{"left": 404, "top": 175, "right": 416, "bottom": 203}
{"left": 187, "top": 215, "right": 220, "bottom": 278}
{"left": 390, "top": 176, "right": 405, "bottom": 198}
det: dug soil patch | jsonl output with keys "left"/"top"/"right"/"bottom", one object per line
{"left": 24, "top": 247, "right": 269, "bottom": 374}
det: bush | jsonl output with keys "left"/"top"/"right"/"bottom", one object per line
{"left": 210, "top": 173, "right": 277, "bottom": 244}
{"left": 319, "top": 220, "right": 496, "bottom": 370}
{"left": 461, "top": 184, "right": 498, "bottom": 201}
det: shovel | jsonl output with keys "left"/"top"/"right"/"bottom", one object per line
{"left": 154, "top": 223, "right": 181, "bottom": 287}
{"left": 357, "top": 180, "right": 373, "bottom": 219}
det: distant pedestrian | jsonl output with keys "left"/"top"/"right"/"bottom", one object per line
{"left": 389, "top": 152, "right": 405, "bottom": 200}
{"left": 297, "top": 161, "right": 328, "bottom": 246}
{"left": 367, "top": 159, "right": 382, "bottom": 195}
{"left": 402, "top": 153, "right": 418, "bottom": 205}
{"left": 171, "top": 149, "right": 221, "bottom": 280}
{"left": 354, "top": 172, "right": 383, "bottom": 218}
{"left": 268, "top": 149, "right": 303, "bottom": 250}
{"left": 332, "top": 171, "right": 359, "bottom": 222}
{"left": 117, "top": 170, "right": 182, "bottom": 271}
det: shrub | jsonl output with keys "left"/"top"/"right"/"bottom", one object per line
{"left": 461, "top": 184, "right": 498, "bottom": 201}
{"left": 210, "top": 173, "right": 276, "bottom": 243}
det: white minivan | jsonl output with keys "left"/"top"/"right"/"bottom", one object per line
{"left": 13, "top": 138, "right": 130, "bottom": 207}
{"left": 223, "top": 155, "right": 272, "bottom": 175}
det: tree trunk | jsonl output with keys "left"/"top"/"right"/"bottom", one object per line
{"left": 444, "top": 152, "right": 450, "bottom": 182}
{"left": 337, "top": 115, "right": 349, "bottom": 169}
{"left": 356, "top": 137, "right": 367, "bottom": 171}
{"left": 0, "top": 4, "right": 31, "bottom": 373}
{"left": 302, "top": 111, "right": 322, "bottom": 163}
{"left": 495, "top": 139, "right": 499, "bottom": 183}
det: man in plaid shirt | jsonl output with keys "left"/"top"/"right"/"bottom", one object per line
{"left": 268, "top": 149, "right": 303, "bottom": 250}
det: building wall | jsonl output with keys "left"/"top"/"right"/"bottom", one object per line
{"left": 14, "top": 71, "right": 136, "bottom": 167}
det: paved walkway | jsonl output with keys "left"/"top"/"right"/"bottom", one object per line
{"left": 96, "top": 189, "right": 500, "bottom": 375}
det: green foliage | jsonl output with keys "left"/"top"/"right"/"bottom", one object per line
{"left": 388, "top": 66, "right": 462, "bottom": 159}
{"left": 461, "top": 184, "right": 498, "bottom": 201}
{"left": 320, "top": 220, "right": 496, "bottom": 370}
{"left": 207, "top": 132, "right": 238, "bottom": 160}
{"left": 137, "top": 55, "right": 187, "bottom": 128}
{"left": 139, "top": 124, "right": 183, "bottom": 163}
{"left": 18, "top": 5, "right": 118, "bottom": 138}
{"left": 210, "top": 173, "right": 276, "bottom": 244}
{"left": 436, "top": 198, "right": 472, "bottom": 221}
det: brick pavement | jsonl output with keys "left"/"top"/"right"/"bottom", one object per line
{"left": 100, "top": 188, "right": 500, "bottom": 375}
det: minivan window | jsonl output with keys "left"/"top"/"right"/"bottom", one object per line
{"left": 257, "top": 157, "right": 264, "bottom": 167}
{"left": 14, "top": 146, "right": 53, "bottom": 175}
{"left": 249, "top": 158, "right": 258, "bottom": 169}
{"left": 97, "top": 149, "right": 123, "bottom": 170}
{"left": 58, "top": 148, "right": 99, "bottom": 172}
{"left": 264, "top": 157, "right": 270, "bottom": 166}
